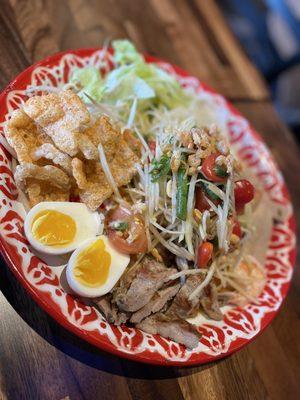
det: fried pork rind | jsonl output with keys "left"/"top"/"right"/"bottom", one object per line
{"left": 5, "top": 108, "right": 73, "bottom": 175}
{"left": 72, "top": 116, "right": 140, "bottom": 210}
{"left": 85, "top": 114, "right": 120, "bottom": 155}
{"left": 14, "top": 163, "right": 71, "bottom": 206}
{"left": 72, "top": 158, "right": 111, "bottom": 211}
{"left": 23, "top": 90, "right": 98, "bottom": 159}
{"left": 32, "top": 143, "right": 72, "bottom": 175}
{"left": 4, "top": 109, "right": 50, "bottom": 163}
{"left": 123, "top": 129, "right": 142, "bottom": 157}
{"left": 7, "top": 93, "right": 139, "bottom": 210}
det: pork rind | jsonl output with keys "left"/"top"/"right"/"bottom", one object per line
{"left": 5, "top": 108, "right": 72, "bottom": 175}
{"left": 6, "top": 94, "right": 140, "bottom": 210}
{"left": 5, "top": 109, "right": 50, "bottom": 163}
{"left": 23, "top": 90, "right": 98, "bottom": 159}
{"left": 71, "top": 158, "right": 111, "bottom": 211}
{"left": 14, "top": 163, "right": 71, "bottom": 206}
{"left": 32, "top": 143, "right": 72, "bottom": 175}
{"left": 72, "top": 116, "right": 140, "bottom": 210}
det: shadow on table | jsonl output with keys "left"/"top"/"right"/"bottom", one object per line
{"left": 0, "top": 257, "right": 219, "bottom": 379}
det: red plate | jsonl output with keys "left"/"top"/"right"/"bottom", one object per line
{"left": 0, "top": 49, "right": 296, "bottom": 366}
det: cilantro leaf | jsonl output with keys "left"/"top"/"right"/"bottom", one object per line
{"left": 150, "top": 154, "right": 171, "bottom": 182}
{"left": 214, "top": 164, "right": 228, "bottom": 178}
{"left": 200, "top": 182, "right": 221, "bottom": 202}
{"left": 109, "top": 221, "right": 129, "bottom": 232}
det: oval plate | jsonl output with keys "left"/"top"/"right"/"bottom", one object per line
{"left": 0, "top": 49, "right": 296, "bottom": 366}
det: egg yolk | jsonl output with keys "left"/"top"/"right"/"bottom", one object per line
{"left": 31, "top": 210, "right": 76, "bottom": 247}
{"left": 74, "top": 239, "right": 111, "bottom": 287}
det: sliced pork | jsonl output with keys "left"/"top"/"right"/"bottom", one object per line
{"left": 137, "top": 313, "right": 201, "bottom": 349}
{"left": 167, "top": 275, "right": 203, "bottom": 319}
{"left": 112, "top": 256, "right": 148, "bottom": 306}
{"left": 95, "top": 295, "right": 129, "bottom": 325}
{"left": 114, "top": 256, "right": 177, "bottom": 312}
{"left": 130, "top": 282, "right": 180, "bottom": 324}
{"left": 200, "top": 284, "right": 223, "bottom": 321}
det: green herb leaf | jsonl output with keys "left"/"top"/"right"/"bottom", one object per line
{"left": 214, "top": 164, "right": 228, "bottom": 178}
{"left": 176, "top": 167, "right": 189, "bottom": 220}
{"left": 109, "top": 221, "right": 129, "bottom": 232}
{"left": 150, "top": 154, "right": 171, "bottom": 182}
{"left": 200, "top": 182, "right": 221, "bottom": 202}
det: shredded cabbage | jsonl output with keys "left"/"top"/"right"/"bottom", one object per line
{"left": 113, "top": 39, "right": 143, "bottom": 65}
{"left": 70, "top": 40, "right": 191, "bottom": 133}
{"left": 71, "top": 66, "right": 105, "bottom": 103}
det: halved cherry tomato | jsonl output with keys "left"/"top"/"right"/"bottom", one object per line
{"left": 201, "top": 152, "right": 227, "bottom": 183}
{"left": 106, "top": 206, "right": 148, "bottom": 254}
{"left": 195, "top": 187, "right": 210, "bottom": 212}
{"left": 232, "top": 218, "right": 242, "bottom": 238}
{"left": 195, "top": 187, "right": 220, "bottom": 212}
{"left": 197, "top": 242, "right": 213, "bottom": 268}
{"left": 148, "top": 140, "right": 156, "bottom": 155}
{"left": 234, "top": 179, "right": 254, "bottom": 206}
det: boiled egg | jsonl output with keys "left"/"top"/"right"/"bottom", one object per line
{"left": 66, "top": 235, "right": 129, "bottom": 297}
{"left": 24, "top": 202, "right": 103, "bottom": 255}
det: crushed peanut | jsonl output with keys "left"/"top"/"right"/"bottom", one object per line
{"left": 188, "top": 166, "right": 197, "bottom": 175}
{"left": 179, "top": 131, "right": 193, "bottom": 148}
{"left": 170, "top": 151, "right": 181, "bottom": 172}
{"left": 230, "top": 233, "right": 240, "bottom": 245}
{"left": 193, "top": 208, "right": 202, "bottom": 224}
{"left": 190, "top": 127, "right": 202, "bottom": 146}
{"left": 151, "top": 247, "right": 163, "bottom": 263}
{"left": 188, "top": 153, "right": 201, "bottom": 167}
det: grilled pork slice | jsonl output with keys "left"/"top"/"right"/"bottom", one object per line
{"left": 114, "top": 256, "right": 177, "bottom": 312}
{"left": 200, "top": 284, "right": 223, "bottom": 321}
{"left": 112, "top": 257, "right": 145, "bottom": 305}
{"left": 167, "top": 275, "right": 203, "bottom": 319}
{"left": 95, "top": 295, "right": 129, "bottom": 325}
{"left": 130, "top": 282, "right": 180, "bottom": 324}
{"left": 137, "top": 313, "right": 201, "bottom": 350}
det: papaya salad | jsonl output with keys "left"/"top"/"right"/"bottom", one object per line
{"left": 2, "top": 40, "right": 266, "bottom": 349}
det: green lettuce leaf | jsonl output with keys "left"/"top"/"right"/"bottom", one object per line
{"left": 69, "top": 39, "right": 191, "bottom": 128}
{"left": 70, "top": 66, "right": 106, "bottom": 102}
{"left": 112, "top": 39, "right": 144, "bottom": 65}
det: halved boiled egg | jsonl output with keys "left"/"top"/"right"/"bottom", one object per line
{"left": 24, "top": 202, "right": 102, "bottom": 255}
{"left": 66, "top": 235, "right": 129, "bottom": 297}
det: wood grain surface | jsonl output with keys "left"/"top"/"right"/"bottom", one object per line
{"left": 0, "top": 1, "right": 299, "bottom": 399}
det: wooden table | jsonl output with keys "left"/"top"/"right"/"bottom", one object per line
{"left": 0, "top": 1, "right": 299, "bottom": 399}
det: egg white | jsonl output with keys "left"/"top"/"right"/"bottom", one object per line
{"left": 66, "top": 235, "right": 130, "bottom": 298}
{"left": 24, "top": 202, "right": 103, "bottom": 255}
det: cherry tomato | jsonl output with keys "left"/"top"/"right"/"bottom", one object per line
{"left": 106, "top": 206, "right": 148, "bottom": 254}
{"left": 197, "top": 242, "right": 213, "bottom": 268}
{"left": 234, "top": 179, "right": 254, "bottom": 205}
{"left": 148, "top": 140, "right": 156, "bottom": 155}
{"left": 201, "top": 152, "right": 227, "bottom": 183}
{"left": 195, "top": 187, "right": 220, "bottom": 212}
{"left": 195, "top": 187, "right": 210, "bottom": 212}
{"left": 232, "top": 218, "right": 242, "bottom": 238}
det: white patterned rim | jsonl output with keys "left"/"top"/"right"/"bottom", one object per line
{"left": 0, "top": 49, "right": 296, "bottom": 365}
